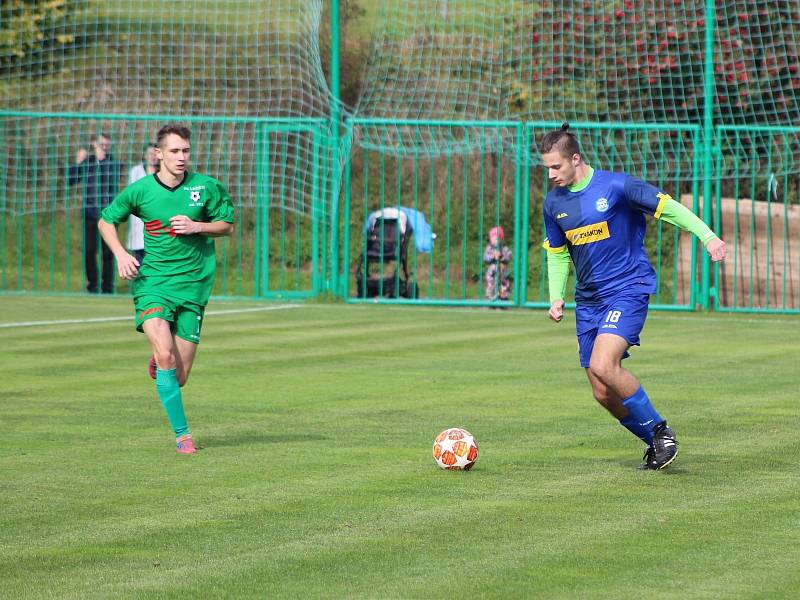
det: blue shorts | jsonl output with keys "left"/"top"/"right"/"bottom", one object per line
{"left": 575, "top": 291, "right": 650, "bottom": 368}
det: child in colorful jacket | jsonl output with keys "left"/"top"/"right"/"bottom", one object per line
{"left": 483, "top": 226, "right": 512, "bottom": 301}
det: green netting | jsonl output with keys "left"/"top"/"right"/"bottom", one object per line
{"left": 0, "top": 0, "right": 340, "bottom": 217}
{"left": 1, "top": 0, "right": 332, "bottom": 117}
{"left": 1, "top": 1, "right": 798, "bottom": 308}
{"left": 353, "top": 1, "right": 510, "bottom": 155}
{"left": 0, "top": 0, "right": 342, "bottom": 296}
{"left": 354, "top": 0, "right": 800, "bottom": 175}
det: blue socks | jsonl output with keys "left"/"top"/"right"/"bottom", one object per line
{"left": 619, "top": 386, "right": 663, "bottom": 445}
{"left": 155, "top": 368, "right": 189, "bottom": 437}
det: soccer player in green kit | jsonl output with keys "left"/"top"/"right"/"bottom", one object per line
{"left": 98, "top": 124, "right": 234, "bottom": 454}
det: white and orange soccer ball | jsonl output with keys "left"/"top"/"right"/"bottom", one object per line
{"left": 432, "top": 427, "right": 478, "bottom": 470}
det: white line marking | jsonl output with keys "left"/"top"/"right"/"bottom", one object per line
{"left": 648, "top": 313, "right": 798, "bottom": 325}
{"left": 0, "top": 304, "right": 302, "bottom": 329}
{"left": 0, "top": 302, "right": 794, "bottom": 329}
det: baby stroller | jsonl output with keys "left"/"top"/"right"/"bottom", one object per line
{"left": 356, "top": 208, "right": 418, "bottom": 298}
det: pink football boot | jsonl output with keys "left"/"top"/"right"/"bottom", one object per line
{"left": 176, "top": 434, "right": 197, "bottom": 454}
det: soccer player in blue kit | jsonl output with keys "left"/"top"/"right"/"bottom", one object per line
{"left": 540, "top": 124, "right": 726, "bottom": 470}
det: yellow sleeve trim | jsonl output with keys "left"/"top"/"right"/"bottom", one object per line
{"left": 542, "top": 239, "right": 567, "bottom": 254}
{"left": 653, "top": 192, "right": 672, "bottom": 219}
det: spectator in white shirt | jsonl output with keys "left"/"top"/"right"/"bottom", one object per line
{"left": 126, "top": 143, "right": 160, "bottom": 262}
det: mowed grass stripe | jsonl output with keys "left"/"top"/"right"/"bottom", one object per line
{"left": 1, "top": 296, "right": 798, "bottom": 599}
{"left": 8, "top": 445, "right": 794, "bottom": 598}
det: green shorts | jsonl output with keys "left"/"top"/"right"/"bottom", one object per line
{"left": 134, "top": 294, "right": 206, "bottom": 344}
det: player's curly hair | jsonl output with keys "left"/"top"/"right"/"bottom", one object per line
{"left": 156, "top": 124, "right": 192, "bottom": 147}
{"left": 539, "top": 122, "right": 581, "bottom": 158}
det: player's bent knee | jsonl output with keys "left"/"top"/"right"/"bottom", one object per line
{"left": 154, "top": 351, "right": 177, "bottom": 371}
{"left": 587, "top": 360, "right": 615, "bottom": 384}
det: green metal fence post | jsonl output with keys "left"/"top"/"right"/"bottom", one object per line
{"left": 253, "top": 122, "right": 261, "bottom": 296}
{"left": 700, "top": 0, "right": 716, "bottom": 309}
{"left": 692, "top": 128, "right": 703, "bottom": 310}
{"left": 312, "top": 126, "right": 323, "bottom": 295}
{"left": 341, "top": 122, "right": 353, "bottom": 298}
{"left": 0, "top": 119, "right": 6, "bottom": 290}
{"left": 519, "top": 125, "right": 532, "bottom": 306}
{"left": 512, "top": 122, "right": 524, "bottom": 305}
{"left": 329, "top": 0, "right": 342, "bottom": 296}
{"left": 260, "top": 125, "right": 271, "bottom": 297}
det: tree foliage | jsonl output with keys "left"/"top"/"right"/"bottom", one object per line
{"left": 0, "top": 0, "right": 77, "bottom": 72}
{"left": 506, "top": 0, "right": 800, "bottom": 126}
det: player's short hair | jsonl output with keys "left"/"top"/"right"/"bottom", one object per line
{"left": 156, "top": 124, "right": 191, "bottom": 148}
{"left": 539, "top": 122, "right": 581, "bottom": 159}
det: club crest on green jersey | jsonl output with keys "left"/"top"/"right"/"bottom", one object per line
{"left": 185, "top": 185, "right": 206, "bottom": 207}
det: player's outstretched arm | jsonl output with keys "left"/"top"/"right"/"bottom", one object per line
{"left": 705, "top": 237, "right": 726, "bottom": 262}
{"left": 656, "top": 198, "right": 727, "bottom": 261}
{"left": 98, "top": 218, "right": 140, "bottom": 280}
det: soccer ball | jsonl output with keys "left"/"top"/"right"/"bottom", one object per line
{"left": 432, "top": 427, "right": 478, "bottom": 470}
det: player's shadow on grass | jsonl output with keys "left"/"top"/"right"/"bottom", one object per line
{"left": 204, "top": 431, "right": 329, "bottom": 447}
{"left": 618, "top": 458, "right": 685, "bottom": 474}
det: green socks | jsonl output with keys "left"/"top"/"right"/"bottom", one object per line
{"left": 155, "top": 368, "right": 189, "bottom": 437}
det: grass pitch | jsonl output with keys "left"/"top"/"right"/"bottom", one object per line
{"left": 1, "top": 296, "right": 798, "bottom": 599}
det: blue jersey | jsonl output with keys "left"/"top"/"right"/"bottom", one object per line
{"left": 543, "top": 169, "right": 671, "bottom": 304}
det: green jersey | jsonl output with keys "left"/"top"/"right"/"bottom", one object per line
{"left": 101, "top": 172, "right": 234, "bottom": 305}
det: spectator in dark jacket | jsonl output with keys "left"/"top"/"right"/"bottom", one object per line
{"left": 68, "top": 133, "right": 123, "bottom": 293}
